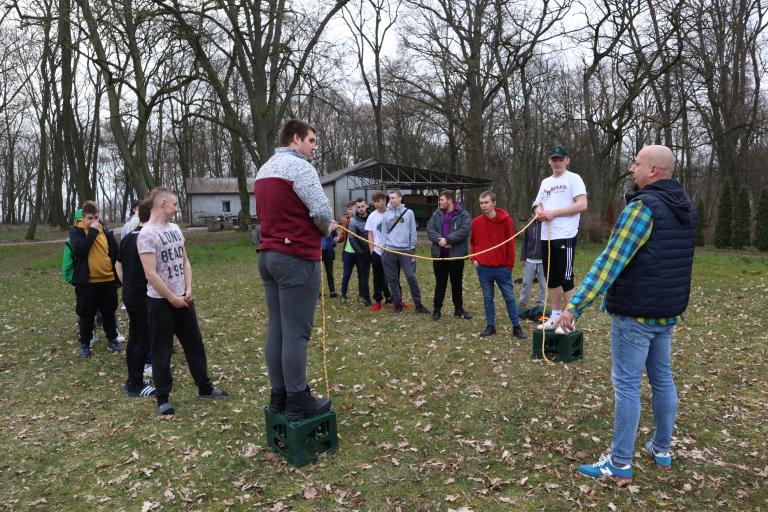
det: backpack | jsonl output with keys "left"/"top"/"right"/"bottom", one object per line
{"left": 64, "top": 208, "right": 83, "bottom": 284}
{"left": 62, "top": 238, "right": 75, "bottom": 284}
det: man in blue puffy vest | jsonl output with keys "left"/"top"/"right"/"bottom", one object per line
{"left": 557, "top": 145, "right": 696, "bottom": 482}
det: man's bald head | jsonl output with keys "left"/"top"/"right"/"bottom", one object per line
{"left": 639, "top": 145, "right": 676, "bottom": 179}
{"left": 630, "top": 145, "right": 677, "bottom": 190}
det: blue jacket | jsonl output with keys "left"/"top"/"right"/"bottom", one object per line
{"left": 605, "top": 179, "right": 696, "bottom": 318}
{"left": 321, "top": 231, "right": 337, "bottom": 258}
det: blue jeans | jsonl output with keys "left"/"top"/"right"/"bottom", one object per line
{"left": 476, "top": 265, "right": 520, "bottom": 327}
{"left": 610, "top": 315, "right": 678, "bottom": 466}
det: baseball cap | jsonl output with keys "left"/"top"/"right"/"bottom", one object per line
{"left": 549, "top": 145, "right": 568, "bottom": 159}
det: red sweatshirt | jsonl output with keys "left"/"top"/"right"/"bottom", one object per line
{"left": 470, "top": 208, "right": 516, "bottom": 269}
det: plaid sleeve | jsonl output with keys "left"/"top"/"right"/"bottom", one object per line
{"left": 567, "top": 200, "right": 653, "bottom": 317}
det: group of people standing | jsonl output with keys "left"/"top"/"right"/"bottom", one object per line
{"left": 317, "top": 146, "right": 589, "bottom": 343}
{"left": 68, "top": 189, "right": 228, "bottom": 418}
{"left": 255, "top": 118, "right": 696, "bottom": 484}
{"left": 64, "top": 114, "right": 695, "bottom": 485}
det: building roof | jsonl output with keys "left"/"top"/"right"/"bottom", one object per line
{"left": 320, "top": 159, "right": 492, "bottom": 190}
{"left": 186, "top": 177, "right": 256, "bottom": 195}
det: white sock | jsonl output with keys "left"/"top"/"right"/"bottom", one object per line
{"left": 551, "top": 310, "right": 561, "bottom": 318}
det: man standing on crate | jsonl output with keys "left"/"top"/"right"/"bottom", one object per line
{"left": 557, "top": 145, "right": 696, "bottom": 481}
{"left": 533, "top": 145, "right": 588, "bottom": 333}
{"left": 254, "top": 119, "right": 337, "bottom": 421}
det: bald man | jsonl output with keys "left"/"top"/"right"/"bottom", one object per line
{"left": 558, "top": 145, "right": 696, "bottom": 481}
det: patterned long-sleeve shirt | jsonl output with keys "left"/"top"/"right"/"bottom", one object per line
{"left": 567, "top": 200, "right": 678, "bottom": 325}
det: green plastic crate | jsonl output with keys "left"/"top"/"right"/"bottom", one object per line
{"left": 532, "top": 329, "right": 583, "bottom": 363}
{"left": 264, "top": 407, "right": 338, "bottom": 467}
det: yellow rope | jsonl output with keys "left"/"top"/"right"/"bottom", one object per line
{"left": 319, "top": 274, "right": 331, "bottom": 398}
{"left": 336, "top": 216, "right": 538, "bottom": 262}
{"left": 540, "top": 223, "right": 554, "bottom": 365}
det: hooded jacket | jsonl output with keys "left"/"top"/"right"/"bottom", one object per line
{"left": 69, "top": 219, "right": 119, "bottom": 286}
{"left": 347, "top": 212, "right": 371, "bottom": 254}
{"left": 520, "top": 219, "right": 542, "bottom": 261}
{"left": 382, "top": 203, "right": 417, "bottom": 250}
{"left": 605, "top": 179, "right": 696, "bottom": 318}
{"left": 470, "top": 208, "right": 516, "bottom": 268}
{"left": 426, "top": 203, "right": 472, "bottom": 258}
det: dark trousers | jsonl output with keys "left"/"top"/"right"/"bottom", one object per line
{"left": 147, "top": 297, "right": 212, "bottom": 402}
{"left": 371, "top": 252, "right": 391, "bottom": 303}
{"left": 382, "top": 250, "right": 422, "bottom": 305}
{"left": 125, "top": 297, "right": 151, "bottom": 389}
{"left": 321, "top": 250, "right": 336, "bottom": 293}
{"left": 432, "top": 260, "right": 465, "bottom": 312}
{"left": 341, "top": 251, "right": 371, "bottom": 301}
{"left": 76, "top": 281, "right": 118, "bottom": 346}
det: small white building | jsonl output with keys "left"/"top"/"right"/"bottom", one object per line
{"left": 186, "top": 177, "right": 256, "bottom": 226}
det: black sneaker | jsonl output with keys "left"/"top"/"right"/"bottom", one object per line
{"left": 198, "top": 388, "right": 229, "bottom": 399}
{"left": 329, "top": 292, "right": 338, "bottom": 298}
{"left": 432, "top": 310, "right": 441, "bottom": 321}
{"left": 358, "top": 296, "right": 372, "bottom": 307}
{"left": 393, "top": 303, "right": 404, "bottom": 314}
{"left": 107, "top": 338, "right": 121, "bottom": 353}
{"left": 339, "top": 295, "right": 348, "bottom": 303}
{"left": 125, "top": 383, "right": 156, "bottom": 397}
{"left": 79, "top": 344, "right": 92, "bottom": 358}
{"left": 157, "top": 402, "right": 175, "bottom": 418}
{"left": 415, "top": 304, "right": 431, "bottom": 315}
{"left": 385, "top": 297, "right": 393, "bottom": 304}
{"left": 454, "top": 309, "right": 472, "bottom": 320}
{"left": 479, "top": 325, "right": 496, "bottom": 337}
{"left": 512, "top": 325, "right": 527, "bottom": 340}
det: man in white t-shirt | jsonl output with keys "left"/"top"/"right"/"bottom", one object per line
{"left": 364, "top": 192, "right": 392, "bottom": 310}
{"left": 533, "top": 145, "right": 588, "bottom": 331}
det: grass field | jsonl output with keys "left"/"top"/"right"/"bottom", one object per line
{"left": 1, "top": 228, "right": 766, "bottom": 511}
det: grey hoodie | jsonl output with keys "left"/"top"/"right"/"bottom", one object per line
{"left": 382, "top": 203, "right": 416, "bottom": 250}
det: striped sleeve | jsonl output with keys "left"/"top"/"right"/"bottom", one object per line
{"left": 567, "top": 200, "right": 653, "bottom": 317}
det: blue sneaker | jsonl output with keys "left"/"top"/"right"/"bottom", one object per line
{"left": 79, "top": 344, "right": 92, "bottom": 358}
{"left": 107, "top": 338, "right": 121, "bottom": 353}
{"left": 578, "top": 454, "right": 633, "bottom": 481}
{"left": 644, "top": 440, "right": 672, "bottom": 469}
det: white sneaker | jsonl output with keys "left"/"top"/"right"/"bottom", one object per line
{"left": 90, "top": 331, "right": 99, "bottom": 345}
{"left": 536, "top": 317, "right": 559, "bottom": 331}
{"left": 143, "top": 364, "right": 153, "bottom": 378}
{"left": 117, "top": 331, "right": 126, "bottom": 343}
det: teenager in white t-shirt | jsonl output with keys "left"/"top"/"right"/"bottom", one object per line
{"left": 533, "top": 145, "right": 588, "bottom": 331}
{"left": 364, "top": 192, "right": 392, "bottom": 310}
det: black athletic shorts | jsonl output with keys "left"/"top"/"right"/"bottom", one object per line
{"left": 540, "top": 236, "right": 577, "bottom": 292}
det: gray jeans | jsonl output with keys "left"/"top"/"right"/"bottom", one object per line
{"left": 382, "top": 250, "right": 422, "bottom": 305}
{"left": 257, "top": 250, "right": 320, "bottom": 393}
{"left": 519, "top": 261, "right": 546, "bottom": 307}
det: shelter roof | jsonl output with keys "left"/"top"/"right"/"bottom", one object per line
{"left": 320, "top": 159, "right": 492, "bottom": 190}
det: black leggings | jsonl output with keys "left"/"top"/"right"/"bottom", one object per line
{"left": 147, "top": 298, "right": 212, "bottom": 402}
{"left": 125, "top": 297, "right": 151, "bottom": 389}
